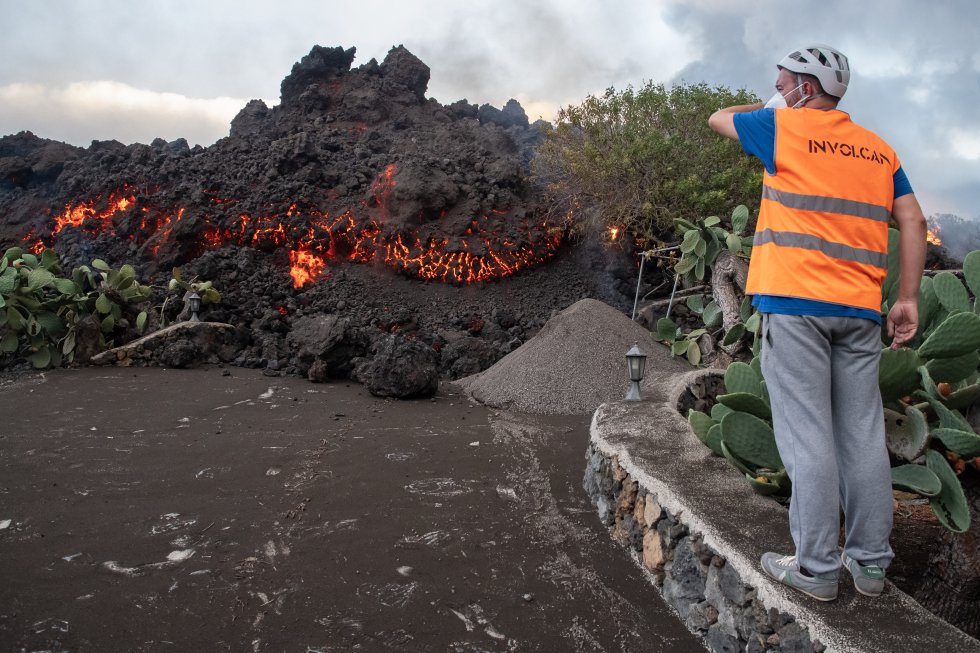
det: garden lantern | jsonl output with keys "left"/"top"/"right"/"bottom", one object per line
{"left": 187, "top": 291, "right": 201, "bottom": 322}
{"left": 625, "top": 342, "right": 647, "bottom": 401}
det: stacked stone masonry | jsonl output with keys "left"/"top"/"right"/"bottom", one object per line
{"left": 584, "top": 444, "right": 824, "bottom": 653}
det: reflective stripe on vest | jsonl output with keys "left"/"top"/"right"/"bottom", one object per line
{"left": 753, "top": 229, "right": 887, "bottom": 269}
{"left": 745, "top": 109, "right": 899, "bottom": 312}
{"left": 761, "top": 186, "right": 891, "bottom": 223}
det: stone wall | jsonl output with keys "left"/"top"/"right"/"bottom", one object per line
{"left": 583, "top": 444, "right": 824, "bottom": 653}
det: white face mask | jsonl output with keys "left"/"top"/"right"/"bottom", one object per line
{"left": 764, "top": 82, "right": 806, "bottom": 109}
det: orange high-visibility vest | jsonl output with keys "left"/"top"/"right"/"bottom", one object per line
{"left": 745, "top": 109, "right": 900, "bottom": 312}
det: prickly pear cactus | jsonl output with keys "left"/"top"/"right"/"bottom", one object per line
{"left": 884, "top": 405, "right": 930, "bottom": 462}
{"left": 685, "top": 229, "right": 980, "bottom": 531}
{"left": 926, "top": 449, "right": 970, "bottom": 533}
{"left": 879, "top": 347, "right": 924, "bottom": 402}
{"left": 716, "top": 392, "right": 772, "bottom": 420}
{"left": 719, "top": 411, "right": 782, "bottom": 471}
{"left": 926, "top": 350, "right": 980, "bottom": 384}
{"left": 723, "top": 361, "right": 764, "bottom": 397}
{"left": 963, "top": 250, "right": 980, "bottom": 304}
{"left": 932, "top": 271, "right": 971, "bottom": 313}
{"left": 891, "top": 464, "right": 941, "bottom": 497}
{"left": 918, "top": 311, "right": 980, "bottom": 358}
{"left": 931, "top": 428, "right": 980, "bottom": 457}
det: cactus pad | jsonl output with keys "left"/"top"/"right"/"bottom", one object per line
{"left": 926, "top": 350, "right": 980, "bottom": 384}
{"left": 891, "top": 464, "right": 941, "bottom": 497}
{"left": 932, "top": 428, "right": 980, "bottom": 457}
{"left": 746, "top": 473, "right": 784, "bottom": 496}
{"left": 878, "top": 347, "right": 924, "bottom": 402}
{"left": 918, "top": 311, "right": 980, "bottom": 359}
{"left": 724, "top": 362, "right": 763, "bottom": 396}
{"left": 717, "top": 392, "right": 772, "bottom": 420}
{"left": 933, "top": 271, "right": 971, "bottom": 313}
{"left": 719, "top": 440, "right": 754, "bottom": 476}
{"left": 720, "top": 411, "right": 782, "bottom": 470}
{"left": 927, "top": 397, "right": 974, "bottom": 432}
{"left": 945, "top": 383, "right": 980, "bottom": 411}
{"left": 688, "top": 409, "right": 715, "bottom": 442}
{"left": 884, "top": 406, "right": 931, "bottom": 462}
{"left": 917, "top": 276, "right": 941, "bottom": 336}
{"left": 704, "top": 424, "right": 724, "bottom": 456}
{"left": 711, "top": 403, "right": 734, "bottom": 422}
{"left": 926, "top": 449, "right": 971, "bottom": 533}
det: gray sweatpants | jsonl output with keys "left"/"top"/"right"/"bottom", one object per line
{"left": 761, "top": 313, "right": 894, "bottom": 577}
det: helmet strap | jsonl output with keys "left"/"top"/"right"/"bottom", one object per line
{"left": 791, "top": 74, "right": 824, "bottom": 108}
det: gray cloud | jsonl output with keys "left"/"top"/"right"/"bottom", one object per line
{"left": 0, "top": 80, "right": 249, "bottom": 147}
{"left": 1, "top": 0, "right": 977, "bottom": 221}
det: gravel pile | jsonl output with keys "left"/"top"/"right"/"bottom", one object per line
{"left": 456, "top": 298, "right": 689, "bottom": 414}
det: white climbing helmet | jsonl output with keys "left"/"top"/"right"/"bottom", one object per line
{"left": 777, "top": 44, "right": 850, "bottom": 99}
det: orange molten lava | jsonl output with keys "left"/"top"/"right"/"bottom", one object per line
{"left": 289, "top": 248, "right": 327, "bottom": 287}
{"left": 28, "top": 164, "right": 564, "bottom": 286}
{"left": 53, "top": 190, "right": 136, "bottom": 236}
{"left": 371, "top": 164, "right": 397, "bottom": 211}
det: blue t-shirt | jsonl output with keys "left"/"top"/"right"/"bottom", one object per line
{"left": 733, "top": 108, "right": 913, "bottom": 324}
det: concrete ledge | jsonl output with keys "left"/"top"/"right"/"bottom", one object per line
{"left": 586, "top": 368, "right": 980, "bottom": 653}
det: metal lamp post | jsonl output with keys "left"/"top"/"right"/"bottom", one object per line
{"left": 625, "top": 342, "right": 647, "bottom": 401}
{"left": 187, "top": 291, "right": 202, "bottom": 322}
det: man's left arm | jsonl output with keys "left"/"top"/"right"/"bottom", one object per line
{"left": 708, "top": 102, "right": 764, "bottom": 140}
{"left": 887, "top": 193, "right": 928, "bottom": 348}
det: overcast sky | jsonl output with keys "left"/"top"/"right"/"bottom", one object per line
{"left": 2, "top": 0, "right": 978, "bottom": 221}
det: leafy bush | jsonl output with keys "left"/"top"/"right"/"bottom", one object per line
{"left": 533, "top": 82, "right": 763, "bottom": 243}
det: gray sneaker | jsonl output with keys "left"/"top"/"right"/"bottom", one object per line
{"left": 840, "top": 551, "right": 886, "bottom": 597}
{"left": 761, "top": 552, "right": 838, "bottom": 601}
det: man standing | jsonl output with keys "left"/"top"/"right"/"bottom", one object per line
{"left": 708, "top": 45, "right": 927, "bottom": 601}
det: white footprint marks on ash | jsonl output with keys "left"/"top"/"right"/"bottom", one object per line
{"left": 259, "top": 388, "right": 276, "bottom": 399}
{"left": 263, "top": 539, "right": 291, "bottom": 562}
{"left": 385, "top": 452, "right": 416, "bottom": 462}
{"left": 404, "top": 478, "right": 472, "bottom": 497}
{"left": 358, "top": 581, "right": 418, "bottom": 608}
{"left": 396, "top": 529, "right": 453, "bottom": 548}
{"left": 149, "top": 513, "right": 198, "bottom": 535}
{"left": 447, "top": 603, "right": 508, "bottom": 642}
{"left": 102, "top": 548, "right": 195, "bottom": 576}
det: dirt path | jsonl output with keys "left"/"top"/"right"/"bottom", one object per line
{"left": 0, "top": 367, "right": 701, "bottom": 652}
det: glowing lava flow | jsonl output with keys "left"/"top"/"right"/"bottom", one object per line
{"left": 52, "top": 189, "right": 137, "bottom": 236}
{"left": 28, "top": 166, "right": 564, "bottom": 288}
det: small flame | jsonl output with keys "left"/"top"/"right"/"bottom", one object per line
{"left": 926, "top": 227, "right": 942, "bottom": 246}
{"left": 278, "top": 306, "right": 288, "bottom": 317}
{"left": 609, "top": 226, "right": 620, "bottom": 241}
